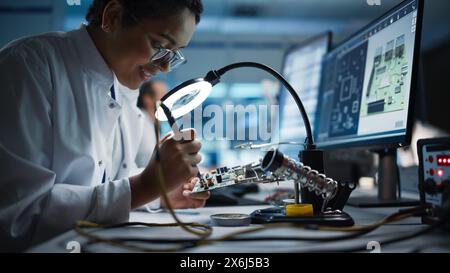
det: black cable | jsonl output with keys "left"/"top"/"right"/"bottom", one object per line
{"left": 79, "top": 217, "right": 417, "bottom": 250}
{"left": 316, "top": 221, "right": 442, "bottom": 253}
{"left": 80, "top": 226, "right": 375, "bottom": 251}
{"left": 102, "top": 229, "right": 375, "bottom": 245}
{"left": 81, "top": 238, "right": 198, "bottom": 253}
{"left": 80, "top": 221, "right": 432, "bottom": 253}
{"left": 396, "top": 161, "right": 402, "bottom": 199}
{"left": 158, "top": 102, "right": 177, "bottom": 128}
{"left": 79, "top": 205, "right": 431, "bottom": 252}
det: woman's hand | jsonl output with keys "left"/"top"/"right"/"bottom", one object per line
{"left": 161, "top": 177, "right": 210, "bottom": 209}
{"left": 129, "top": 128, "right": 202, "bottom": 209}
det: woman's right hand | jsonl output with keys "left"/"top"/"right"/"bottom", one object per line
{"left": 129, "top": 128, "right": 202, "bottom": 209}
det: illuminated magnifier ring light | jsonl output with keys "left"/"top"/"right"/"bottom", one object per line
{"left": 155, "top": 78, "right": 213, "bottom": 121}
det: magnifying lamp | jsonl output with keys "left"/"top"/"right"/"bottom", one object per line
{"left": 155, "top": 62, "right": 325, "bottom": 209}
{"left": 156, "top": 62, "right": 315, "bottom": 148}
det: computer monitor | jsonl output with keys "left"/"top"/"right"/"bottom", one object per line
{"left": 314, "top": 0, "right": 423, "bottom": 207}
{"left": 278, "top": 33, "right": 331, "bottom": 159}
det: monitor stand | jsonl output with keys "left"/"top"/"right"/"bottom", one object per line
{"left": 347, "top": 148, "right": 420, "bottom": 208}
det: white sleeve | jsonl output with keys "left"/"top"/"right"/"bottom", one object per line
{"left": 144, "top": 198, "right": 161, "bottom": 211}
{"left": 133, "top": 113, "right": 160, "bottom": 210}
{"left": 135, "top": 112, "right": 156, "bottom": 168}
{"left": 130, "top": 165, "right": 161, "bottom": 211}
{"left": 0, "top": 43, "right": 130, "bottom": 251}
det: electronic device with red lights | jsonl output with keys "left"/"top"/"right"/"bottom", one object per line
{"left": 418, "top": 137, "right": 450, "bottom": 225}
{"left": 437, "top": 155, "right": 450, "bottom": 166}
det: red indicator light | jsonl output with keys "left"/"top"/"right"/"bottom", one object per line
{"left": 437, "top": 169, "right": 444, "bottom": 177}
{"left": 429, "top": 155, "right": 434, "bottom": 163}
{"left": 437, "top": 156, "right": 450, "bottom": 166}
{"left": 430, "top": 169, "right": 434, "bottom": 176}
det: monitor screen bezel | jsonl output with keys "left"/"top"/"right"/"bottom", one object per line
{"left": 277, "top": 31, "right": 332, "bottom": 146}
{"left": 314, "top": 0, "right": 424, "bottom": 150}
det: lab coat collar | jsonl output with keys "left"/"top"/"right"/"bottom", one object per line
{"left": 68, "top": 24, "right": 114, "bottom": 91}
{"left": 116, "top": 79, "right": 140, "bottom": 104}
{"left": 70, "top": 24, "right": 141, "bottom": 104}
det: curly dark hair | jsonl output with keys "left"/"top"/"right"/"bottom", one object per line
{"left": 86, "top": 0, "right": 203, "bottom": 27}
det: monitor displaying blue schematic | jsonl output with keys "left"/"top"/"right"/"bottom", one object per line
{"left": 315, "top": 0, "right": 421, "bottom": 148}
{"left": 278, "top": 33, "right": 330, "bottom": 158}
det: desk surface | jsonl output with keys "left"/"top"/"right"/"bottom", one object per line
{"left": 29, "top": 203, "right": 450, "bottom": 253}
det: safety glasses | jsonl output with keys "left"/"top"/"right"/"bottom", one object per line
{"left": 150, "top": 47, "right": 187, "bottom": 72}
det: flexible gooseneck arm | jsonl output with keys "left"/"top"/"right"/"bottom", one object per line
{"left": 208, "top": 62, "right": 315, "bottom": 150}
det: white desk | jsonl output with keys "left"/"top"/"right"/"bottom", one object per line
{"left": 28, "top": 204, "right": 450, "bottom": 253}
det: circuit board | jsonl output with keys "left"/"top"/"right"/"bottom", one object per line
{"left": 361, "top": 34, "right": 408, "bottom": 116}
{"left": 192, "top": 163, "right": 279, "bottom": 193}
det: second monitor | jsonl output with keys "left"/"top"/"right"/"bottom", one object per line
{"left": 314, "top": 0, "right": 423, "bottom": 206}
{"left": 278, "top": 32, "right": 331, "bottom": 159}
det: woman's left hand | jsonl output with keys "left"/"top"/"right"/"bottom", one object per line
{"left": 161, "top": 177, "right": 210, "bottom": 209}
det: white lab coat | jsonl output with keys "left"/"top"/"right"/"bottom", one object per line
{"left": 0, "top": 25, "right": 156, "bottom": 251}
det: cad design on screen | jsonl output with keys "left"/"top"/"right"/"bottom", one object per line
{"left": 316, "top": 0, "right": 418, "bottom": 146}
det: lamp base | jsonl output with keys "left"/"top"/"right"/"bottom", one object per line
{"left": 250, "top": 207, "right": 354, "bottom": 227}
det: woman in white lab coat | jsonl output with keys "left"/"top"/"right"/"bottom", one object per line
{"left": 0, "top": 0, "right": 209, "bottom": 251}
